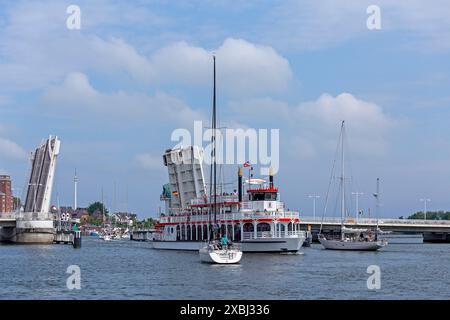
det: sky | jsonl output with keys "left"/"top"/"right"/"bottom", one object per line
{"left": 0, "top": 0, "right": 450, "bottom": 219}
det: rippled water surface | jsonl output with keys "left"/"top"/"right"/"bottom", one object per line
{"left": 1, "top": 238, "right": 449, "bottom": 299}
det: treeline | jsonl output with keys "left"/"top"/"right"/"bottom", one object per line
{"left": 408, "top": 211, "right": 450, "bottom": 220}
{"left": 134, "top": 218, "right": 156, "bottom": 229}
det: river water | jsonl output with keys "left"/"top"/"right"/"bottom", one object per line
{"left": 1, "top": 238, "right": 449, "bottom": 300}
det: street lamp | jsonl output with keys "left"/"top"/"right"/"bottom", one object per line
{"left": 419, "top": 198, "right": 431, "bottom": 220}
{"left": 308, "top": 195, "right": 320, "bottom": 219}
{"left": 352, "top": 192, "right": 364, "bottom": 223}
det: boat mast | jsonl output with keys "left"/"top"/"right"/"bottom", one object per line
{"left": 208, "top": 55, "right": 218, "bottom": 241}
{"left": 340, "top": 120, "right": 345, "bottom": 240}
{"left": 375, "top": 177, "right": 380, "bottom": 238}
{"left": 213, "top": 55, "right": 217, "bottom": 238}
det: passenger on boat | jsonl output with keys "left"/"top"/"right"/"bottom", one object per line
{"left": 220, "top": 234, "right": 229, "bottom": 249}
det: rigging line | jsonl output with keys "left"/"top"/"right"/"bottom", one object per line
{"left": 342, "top": 123, "right": 359, "bottom": 207}
{"left": 342, "top": 125, "right": 360, "bottom": 219}
{"left": 320, "top": 125, "right": 343, "bottom": 234}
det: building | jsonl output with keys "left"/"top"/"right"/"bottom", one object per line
{"left": 112, "top": 212, "right": 136, "bottom": 226}
{"left": 59, "top": 206, "right": 89, "bottom": 223}
{"left": 0, "top": 175, "right": 14, "bottom": 213}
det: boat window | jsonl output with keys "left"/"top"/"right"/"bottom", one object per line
{"left": 265, "top": 193, "right": 277, "bottom": 201}
{"left": 250, "top": 192, "right": 277, "bottom": 201}
{"left": 243, "top": 223, "right": 254, "bottom": 232}
{"left": 251, "top": 193, "right": 265, "bottom": 201}
{"left": 257, "top": 222, "right": 271, "bottom": 232}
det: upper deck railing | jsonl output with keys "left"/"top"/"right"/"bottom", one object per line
{"left": 242, "top": 230, "right": 304, "bottom": 240}
{"left": 190, "top": 195, "right": 239, "bottom": 205}
{"left": 159, "top": 210, "right": 300, "bottom": 224}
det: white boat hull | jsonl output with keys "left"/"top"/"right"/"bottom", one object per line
{"left": 319, "top": 237, "right": 386, "bottom": 251}
{"left": 199, "top": 247, "right": 242, "bottom": 264}
{"left": 151, "top": 235, "right": 304, "bottom": 253}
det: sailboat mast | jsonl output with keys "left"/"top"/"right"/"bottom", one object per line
{"left": 208, "top": 55, "right": 218, "bottom": 241}
{"left": 375, "top": 177, "right": 380, "bottom": 239}
{"left": 375, "top": 177, "right": 380, "bottom": 216}
{"left": 213, "top": 55, "right": 217, "bottom": 232}
{"left": 341, "top": 121, "right": 345, "bottom": 240}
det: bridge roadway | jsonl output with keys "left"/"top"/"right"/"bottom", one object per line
{"left": 299, "top": 216, "right": 450, "bottom": 242}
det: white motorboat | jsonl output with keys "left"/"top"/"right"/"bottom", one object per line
{"left": 101, "top": 234, "right": 112, "bottom": 241}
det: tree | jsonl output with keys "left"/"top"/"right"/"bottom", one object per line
{"left": 86, "top": 216, "right": 103, "bottom": 226}
{"left": 87, "top": 202, "right": 108, "bottom": 216}
{"left": 13, "top": 197, "right": 21, "bottom": 211}
{"left": 408, "top": 211, "right": 450, "bottom": 220}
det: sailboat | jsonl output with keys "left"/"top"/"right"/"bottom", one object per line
{"left": 199, "top": 56, "right": 243, "bottom": 264}
{"left": 318, "top": 121, "right": 387, "bottom": 251}
{"left": 99, "top": 188, "right": 112, "bottom": 241}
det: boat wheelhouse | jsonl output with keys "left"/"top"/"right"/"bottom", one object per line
{"left": 152, "top": 146, "right": 305, "bottom": 253}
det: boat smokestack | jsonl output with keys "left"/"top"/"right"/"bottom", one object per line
{"left": 238, "top": 167, "right": 243, "bottom": 202}
{"left": 269, "top": 167, "right": 274, "bottom": 188}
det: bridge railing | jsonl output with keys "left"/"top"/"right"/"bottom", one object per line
{"left": 0, "top": 212, "right": 16, "bottom": 220}
{"left": 299, "top": 216, "right": 450, "bottom": 226}
{"left": 14, "top": 212, "right": 55, "bottom": 221}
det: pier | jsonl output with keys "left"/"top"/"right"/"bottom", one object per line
{"left": 0, "top": 212, "right": 81, "bottom": 247}
{"left": 299, "top": 216, "right": 450, "bottom": 242}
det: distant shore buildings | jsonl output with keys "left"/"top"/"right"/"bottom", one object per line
{"left": 0, "top": 175, "right": 13, "bottom": 213}
{"left": 54, "top": 205, "right": 136, "bottom": 226}
{"left": 111, "top": 212, "right": 136, "bottom": 226}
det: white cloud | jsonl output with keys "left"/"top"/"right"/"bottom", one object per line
{"left": 0, "top": 1, "right": 293, "bottom": 96}
{"left": 297, "top": 93, "right": 395, "bottom": 155}
{"left": 41, "top": 72, "right": 205, "bottom": 126}
{"left": 0, "top": 137, "right": 27, "bottom": 160}
{"left": 229, "top": 92, "right": 395, "bottom": 157}
{"left": 218, "top": 38, "right": 292, "bottom": 95}
{"left": 125, "top": 37, "right": 293, "bottom": 96}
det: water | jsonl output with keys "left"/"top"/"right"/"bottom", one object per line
{"left": 1, "top": 238, "right": 449, "bottom": 300}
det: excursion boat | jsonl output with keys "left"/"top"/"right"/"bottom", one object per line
{"left": 152, "top": 149, "right": 306, "bottom": 253}
{"left": 151, "top": 54, "right": 305, "bottom": 254}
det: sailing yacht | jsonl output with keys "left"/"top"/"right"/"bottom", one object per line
{"left": 198, "top": 56, "right": 242, "bottom": 264}
{"left": 318, "top": 121, "right": 387, "bottom": 251}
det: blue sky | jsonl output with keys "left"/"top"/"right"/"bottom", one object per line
{"left": 0, "top": 0, "right": 450, "bottom": 219}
